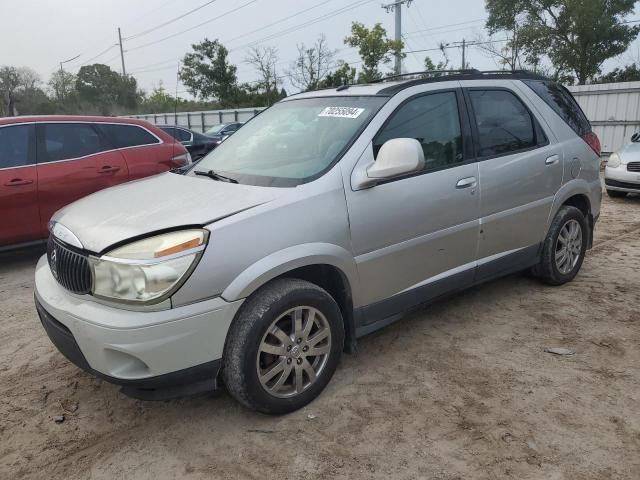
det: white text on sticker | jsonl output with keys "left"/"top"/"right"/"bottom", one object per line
{"left": 318, "top": 107, "right": 365, "bottom": 119}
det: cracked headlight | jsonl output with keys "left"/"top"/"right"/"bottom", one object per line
{"left": 90, "top": 229, "right": 208, "bottom": 304}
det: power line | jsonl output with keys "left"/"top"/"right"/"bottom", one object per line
{"left": 404, "top": 38, "right": 508, "bottom": 55}
{"left": 404, "top": 18, "right": 486, "bottom": 36}
{"left": 125, "top": 0, "right": 259, "bottom": 53}
{"left": 77, "top": 44, "right": 118, "bottom": 66}
{"left": 124, "top": 0, "right": 219, "bottom": 41}
{"left": 229, "top": 0, "right": 375, "bottom": 52}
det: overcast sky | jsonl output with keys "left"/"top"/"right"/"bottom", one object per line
{"left": 2, "top": 0, "right": 639, "bottom": 97}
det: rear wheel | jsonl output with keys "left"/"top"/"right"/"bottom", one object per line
{"left": 533, "top": 205, "right": 587, "bottom": 285}
{"left": 223, "top": 278, "right": 344, "bottom": 415}
{"left": 607, "top": 189, "right": 627, "bottom": 198}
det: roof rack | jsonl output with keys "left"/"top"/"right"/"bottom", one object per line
{"left": 371, "top": 69, "right": 481, "bottom": 83}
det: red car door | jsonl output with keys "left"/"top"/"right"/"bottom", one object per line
{"left": 0, "top": 122, "right": 40, "bottom": 247}
{"left": 36, "top": 122, "right": 127, "bottom": 238}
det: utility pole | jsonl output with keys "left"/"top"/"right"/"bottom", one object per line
{"left": 58, "top": 54, "right": 80, "bottom": 101}
{"left": 461, "top": 38, "right": 466, "bottom": 69}
{"left": 382, "top": 0, "right": 413, "bottom": 75}
{"left": 117, "top": 27, "right": 126, "bottom": 77}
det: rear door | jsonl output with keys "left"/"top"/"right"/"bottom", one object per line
{"left": 0, "top": 123, "right": 40, "bottom": 246}
{"left": 97, "top": 123, "right": 174, "bottom": 179}
{"left": 463, "top": 84, "right": 563, "bottom": 280}
{"left": 36, "top": 122, "right": 127, "bottom": 238}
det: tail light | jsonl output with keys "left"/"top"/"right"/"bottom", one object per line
{"left": 171, "top": 152, "right": 192, "bottom": 166}
{"left": 582, "top": 131, "right": 601, "bottom": 156}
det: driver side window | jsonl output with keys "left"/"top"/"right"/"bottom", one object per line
{"left": 373, "top": 91, "right": 463, "bottom": 172}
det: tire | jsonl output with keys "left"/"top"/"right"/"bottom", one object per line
{"left": 607, "top": 189, "right": 627, "bottom": 198}
{"left": 223, "top": 278, "right": 344, "bottom": 415}
{"left": 533, "top": 205, "right": 588, "bottom": 286}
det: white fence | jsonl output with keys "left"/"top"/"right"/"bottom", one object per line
{"left": 568, "top": 82, "right": 640, "bottom": 155}
{"left": 125, "top": 107, "right": 265, "bottom": 133}
{"left": 125, "top": 82, "right": 640, "bottom": 154}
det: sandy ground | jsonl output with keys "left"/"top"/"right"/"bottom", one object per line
{"left": 1, "top": 193, "right": 640, "bottom": 480}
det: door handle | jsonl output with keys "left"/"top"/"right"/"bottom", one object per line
{"left": 4, "top": 178, "right": 33, "bottom": 186}
{"left": 456, "top": 176, "right": 477, "bottom": 189}
{"left": 545, "top": 154, "right": 560, "bottom": 165}
{"left": 98, "top": 166, "right": 120, "bottom": 174}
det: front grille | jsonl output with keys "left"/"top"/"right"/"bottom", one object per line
{"left": 47, "top": 237, "right": 93, "bottom": 295}
{"left": 627, "top": 162, "right": 640, "bottom": 172}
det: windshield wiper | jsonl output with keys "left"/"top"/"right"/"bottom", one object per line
{"left": 194, "top": 169, "right": 238, "bottom": 183}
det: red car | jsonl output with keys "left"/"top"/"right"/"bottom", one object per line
{"left": 0, "top": 116, "right": 191, "bottom": 249}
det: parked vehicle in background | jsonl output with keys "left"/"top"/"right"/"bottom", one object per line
{"left": 204, "top": 122, "right": 243, "bottom": 145}
{"left": 0, "top": 116, "right": 190, "bottom": 249}
{"left": 604, "top": 132, "right": 640, "bottom": 197}
{"left": 159, "top": 126, "right": 217, "bottom": 161}
{"left": 35, "top": 71, "right": 601, "bottom": 414}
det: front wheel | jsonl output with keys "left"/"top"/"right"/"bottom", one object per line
{"left": 533, "top": 205, "right": 588, "bottom": 285}
{"left": 223, "top": 278, "right": 344, "bottom": 415}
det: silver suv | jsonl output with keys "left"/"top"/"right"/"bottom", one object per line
{"left": 35, "top": 71, "right": 601, "bottom": 414}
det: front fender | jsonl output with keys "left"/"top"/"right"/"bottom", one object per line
{"left": 221, "top": 243, "right": 361, "bottom": 305}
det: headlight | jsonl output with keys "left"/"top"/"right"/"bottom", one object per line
{"left": 90, "top": 229, "right": 208, "bottom": 304}
{"left": 608, "top": 152, "right": 621, "bottom": 168}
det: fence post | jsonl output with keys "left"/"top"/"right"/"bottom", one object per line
{"left": 164, "top": 113, "right": 168, "bottom": 124}
{"left": 234, "top": 110, "right": 239, "bottom": 121}
{"left": 187, "top": 112, "right": 192, "bottom": 129}
{"left": 219, "top": 111, "right": 223, "bottom": 123}
{"left": 201, "top": 112, "right": 205, "bottom": 132}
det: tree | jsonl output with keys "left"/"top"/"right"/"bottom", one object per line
{"left": 595, "top": 63, "right": 640, "bottom": 83}
{"left": 319, "top": 62, "right": 357, "bottom": 88}
{"left": 49, "top": 69, "right": 77, "bottom": 101}
{"left": 180, "top": 38, "right": 238, "bottom": 106}
{"left": 0, "top": 66, "right": 42, "bottom": 116}
{"left": 245, "top": 46, "right": 280, "bottom": 106}
{"left": 485, "top": 0, "right": 640, "bottom": 84}
{"left": 288, "top": 35, "right": 336, "bottom": 91}
{"left": 344, "top": 22, "right": 403, "bottom": 83}
{"left": 76, "top": 64, "right": 138, "bottom": 114}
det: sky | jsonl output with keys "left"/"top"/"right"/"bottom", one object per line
{"left": 1, "top": 0, "right": 639, "bottom": 98}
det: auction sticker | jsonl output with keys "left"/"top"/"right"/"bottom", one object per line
{"left": 318, "top": 106, "right": 365, "bottom": 119}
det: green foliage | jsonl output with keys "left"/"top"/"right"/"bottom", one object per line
{"left": 180, "top": 38, "right": 238, "bottom": 106}
{"left": 75, "top": 64, "right": 139, "bottom": 114}
{"left": 319, "top": 62, "right": 357, "bottom": 88}
{"left": 485, "top": 0, "right": 640, "bottom": 84}
{"left": 595, "top": 63, "right": 640, "bottom": 83}
{"left": 344, "top": 22, "right": 404, "bottom": 82}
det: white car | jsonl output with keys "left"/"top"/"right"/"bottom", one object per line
{"left": 604, "top": 133, "right": 640, "bottom": 197}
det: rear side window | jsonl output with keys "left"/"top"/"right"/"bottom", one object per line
{"left": 40, "top": 123, "right": 104, "bottom": 163}
{"left": 523, "top": 80, "right": 591, "bottom": 136}
{"left": 468, "top": 89, "right": 541, "bottom": 157}
{"left": 374, "top": 91, "right": 464, "bottom": 171}
{"left": 98, "top": 124, "right": 160, "bottom": 148}
{"left": 0, "top": 124, "right": 35, "bottom": 169}
{"left": 173, "top": 128, "right": 191, "bottom": 142}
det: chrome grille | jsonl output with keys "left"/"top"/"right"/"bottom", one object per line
{"left": 627, "top": 162, "right": 640, "bottom": 172}
{"left": 47, "top": 237, "right": 93, "bottom": 295}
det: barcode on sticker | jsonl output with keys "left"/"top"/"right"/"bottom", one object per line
{"left": 318, "top": 107, "right": 365, "bottom": 119}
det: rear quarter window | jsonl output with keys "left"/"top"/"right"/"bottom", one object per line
{"left": 522, "top": 80, "right": 591, "bottom": 136}
{"left": 0, "top": 124, "right": 35, "bottom": 168}
{"left": 98, "top": 124, "right": 161, "bottom": 148}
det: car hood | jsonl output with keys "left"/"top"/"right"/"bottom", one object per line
{"left": 52, "top": 172, "right": 284, "bottom": 253}
{"left": 619, "top": 142, "right": 640, "bottom": 163}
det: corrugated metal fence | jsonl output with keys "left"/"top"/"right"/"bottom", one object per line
{"left": 126, "top": 82, "right": 640, "bottom": 155}
{"left": 568, "top": 82, "right": 640, "bottom": 155}
{"left": 125, "top": 107, "right": 265, "bottom": 133}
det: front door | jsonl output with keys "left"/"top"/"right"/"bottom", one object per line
{"left": 346, "top": 90, "right": 480, "bottom": 324}
{"left": 0, "top": 123, "right": 40, "bottom": 247}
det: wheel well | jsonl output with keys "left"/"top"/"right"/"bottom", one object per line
{"left": 276, "top": 264, "right": 356, "bottom": 353}
{"left": 562, "top": 194, "right": 590, "bottom": 217}
{"left": 561, "top": 194, "right": 593, "bottom": 247}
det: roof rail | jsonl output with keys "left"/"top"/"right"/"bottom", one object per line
{"left": 372, "top": 69, "right": 481, "bottom": 83}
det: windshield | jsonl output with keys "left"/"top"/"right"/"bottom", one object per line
{"left": 192, "top": 96, "right": 386, "bottom": 186}
{"left": 206, "top": 124, "right": 226, "bottom": 135}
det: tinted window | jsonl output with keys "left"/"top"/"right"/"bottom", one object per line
{"left": 523, "top": 79, "right": 591, "bottom": 136}
{"left": 173, "top": 128, "right": 191, "bottom": 142}
{"left": 0, "top": 124, "right": 35, "bottom": 169}
{"left": 469, "top": 90, "right": 537, "bottom": 157}
{"left": 99, "top": 124, "right": 160, "bottom": 148}
{"left": 40, "top": 123, "right": 104, "bottom": 163}
{"left": 374, "top": 92, "right": 463, "bottom": 171}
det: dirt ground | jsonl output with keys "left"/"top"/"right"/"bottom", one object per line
{"left": 1, "top": 193, "right": 639, "bottom": 480}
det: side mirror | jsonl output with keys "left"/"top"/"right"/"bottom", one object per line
{"left": 632, "top": 132, "right": 640, "bottom": 143}
{"left": 366, "top": 138, "right": 425, "bottom": 179}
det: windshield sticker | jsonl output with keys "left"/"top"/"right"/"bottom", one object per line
{"left": 318, "top": 107, "right": 365, "bottom": 119}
